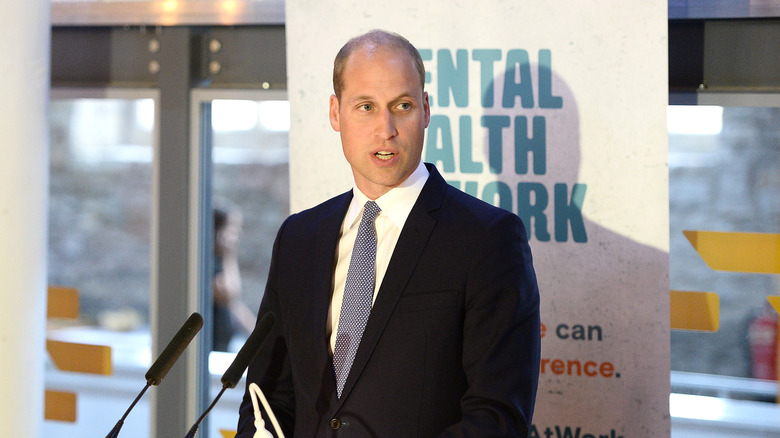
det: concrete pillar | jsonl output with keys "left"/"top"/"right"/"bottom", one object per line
{"left": 0, "top": 0, "right": 50, "bottom": 435}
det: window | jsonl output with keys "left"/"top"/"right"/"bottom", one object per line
{"left": 46, "top": 92, "right": 156, "bottom": 437}
{"left": 208, "top": 97, "right": 290, "bottom": 352}
{"left": 669, "top": 105, "right": 780, "bottom": 401}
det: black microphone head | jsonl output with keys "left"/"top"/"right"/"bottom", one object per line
{"left": 221, "top": 312, "right": 276, "bottom": 388}
{"left": 145, "top": 312, "right": 204, "bottom": 385}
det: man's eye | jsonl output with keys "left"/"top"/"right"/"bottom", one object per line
{"left": 398, "top": 102, "right": 411, "bottom": 110}
{"left": 359, "top": 104, "right": 372, "bottom": 111}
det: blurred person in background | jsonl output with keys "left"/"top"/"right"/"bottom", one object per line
{"left": 213, "top": 202, "right": 256, "bottom": 351}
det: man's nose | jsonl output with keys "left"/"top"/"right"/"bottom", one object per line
{"left": 376, "top": 110, "right": 398, "bottom": 140}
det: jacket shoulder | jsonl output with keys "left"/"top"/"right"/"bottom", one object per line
{"left": 282, "top": 191, "right": 352, "bottom": 228}
{"left": 422, "top": 163, "right": 517, "bottom": 227}
{"left": 436, "top": 181, "right": 520, "bottom": 231}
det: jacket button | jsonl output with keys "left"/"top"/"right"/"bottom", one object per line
{"left": 329, "top": 418, "right": 342, "bottom": 430}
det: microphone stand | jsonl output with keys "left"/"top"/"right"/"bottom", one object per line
{"left": 103, "top": 312, "right": 203, "bottom": 437}
{"left": 183, "top": 386, "right": 229, "bottom": 438}
{"left": 182, "top": 313, "right": 276, "bottom": 437}
{"left": 105, "top": 383, "right": 150, "bottom": 438}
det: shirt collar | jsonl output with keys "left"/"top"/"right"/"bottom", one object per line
{"left": 346, "top": 160, "right": 430, "bottom": 230}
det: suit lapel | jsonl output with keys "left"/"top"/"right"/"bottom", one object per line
{"left": 306, "top": 192, "right": 352, "bottom": 399}
{"left": 336, "top": 164, "right": 447, "bottom": 404}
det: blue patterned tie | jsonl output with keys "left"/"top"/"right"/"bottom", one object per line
{"left": 333, "top": 200, "right": 381, "bottom": 398}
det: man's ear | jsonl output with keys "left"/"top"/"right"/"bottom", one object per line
{"left": 329, "top": 94, "right": 341, "bottom": 132}
{"left": 423, "top": 91, "right": 431, "bottom": 128}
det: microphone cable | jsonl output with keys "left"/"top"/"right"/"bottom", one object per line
{"left": 249, "top": 382, "right": 285, "bottom": 438}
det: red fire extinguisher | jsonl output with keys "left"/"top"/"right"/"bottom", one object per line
{"left": 748, "top": 304, "right": 778, "bottom": 380}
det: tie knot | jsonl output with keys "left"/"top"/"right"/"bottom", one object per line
{"left": 362, "top": 201, "right": 381, "bottom": 222}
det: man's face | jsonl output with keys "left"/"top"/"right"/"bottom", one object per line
{"left": 329, "top": 46, "right": 430, "bottom": 200}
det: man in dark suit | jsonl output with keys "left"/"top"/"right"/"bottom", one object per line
{"left": 236, "top": 29, "right": 540, "bottom": 437}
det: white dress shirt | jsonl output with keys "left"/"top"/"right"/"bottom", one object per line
{"left": 327, "top": 161, "right": 429, "bottom": 355}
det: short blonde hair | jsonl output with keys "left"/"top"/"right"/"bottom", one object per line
{"left": 332, "top": 29, "right": 425, "bottom": 100}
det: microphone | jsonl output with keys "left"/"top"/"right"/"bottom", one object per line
{"left": 184, "top": 312, "right": 276, "bottom": 438}
{"left": 105, "top": 312, "right": 204, "bottom": 438}
{"left": 145, "top": 312, "right": 205, "bottom": 385}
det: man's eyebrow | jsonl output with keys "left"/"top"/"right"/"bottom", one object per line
{"left": 391, "top": 92, "right": 416, "bottom": 101}
{"left": 348, "top": 95, "right": 375, "bottom": 103}
{"left": 347, "top": 91, "right": 418, "bottom": 104}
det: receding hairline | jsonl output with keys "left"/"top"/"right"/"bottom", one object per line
{"left": 333, "top": 30, "right": 425, "bottom": 100}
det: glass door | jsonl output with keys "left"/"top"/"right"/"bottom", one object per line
{"left": 46, "top": 88, "right": 157, "bottom": 437}
{"left": 190, "top": 89, "right": 290, "bottom": 438}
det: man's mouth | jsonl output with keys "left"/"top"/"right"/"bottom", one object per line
{"left": 375, "top": 151, "right": 395, "bottom": 160}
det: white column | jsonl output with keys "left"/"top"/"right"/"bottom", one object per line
{"left": 0, "top": 0, "right": 50, "bottom": 435}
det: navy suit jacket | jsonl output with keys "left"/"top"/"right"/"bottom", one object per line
{"left": 237, "top": 163, "right": 540, "bottom": 437}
